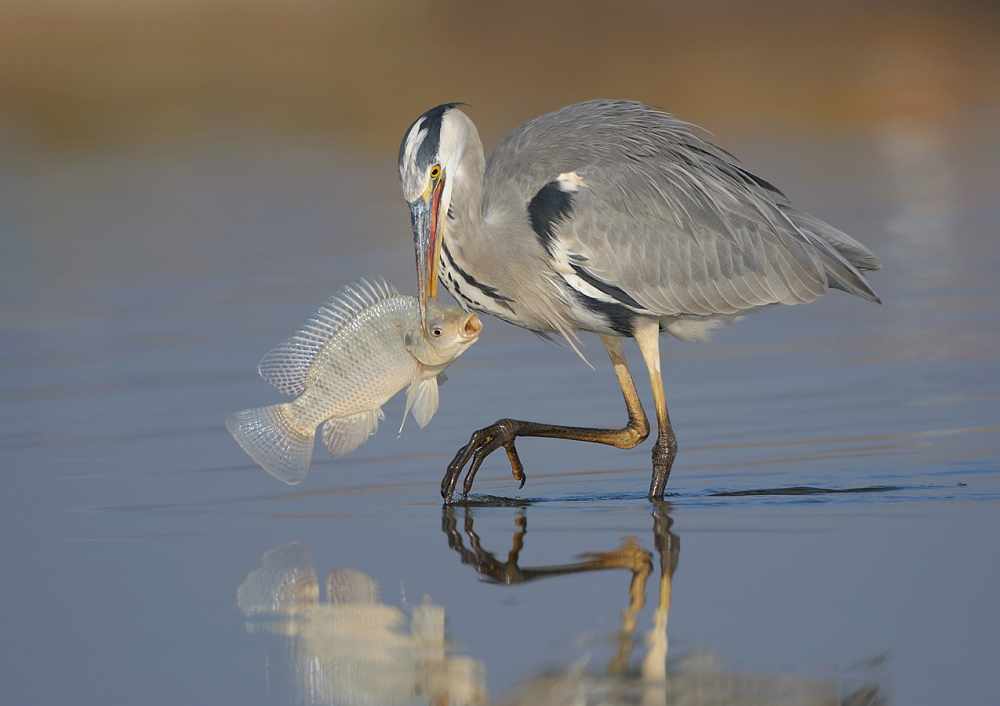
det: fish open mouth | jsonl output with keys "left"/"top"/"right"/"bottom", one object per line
{"left": 462, "top": 313, "right": 482, "bottom": 339}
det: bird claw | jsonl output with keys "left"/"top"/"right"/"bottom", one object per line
{"left": 441, "top": 419, "right": 525, "bottom": 501}
{"left": 504, "top": 441, "right": 526, "bottom": 489}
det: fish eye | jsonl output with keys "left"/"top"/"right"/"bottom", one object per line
{"left": 429, "top": 164, "right": 442, "bottom": 181}
{"left": 432, "top": 326, "right": 442, "bottom": 337}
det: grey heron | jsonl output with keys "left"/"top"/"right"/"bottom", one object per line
{"left": 398, "top": 100, "right": 880, "bottom": 501}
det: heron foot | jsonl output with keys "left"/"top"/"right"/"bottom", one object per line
{"left": 648, "top": 431, "right": 677, "bottom": 499}
{"left": 442, "top": 419, "right": 526, "bottom": 502}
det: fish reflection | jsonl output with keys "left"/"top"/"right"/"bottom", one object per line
{"left": 237, "top": 543, "right": 486, "bottom": 705}
{"left": 443, "top": 503, "right": 884, "bottom": 706}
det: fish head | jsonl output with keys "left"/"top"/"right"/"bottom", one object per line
{"left": 404, "top": 302, "right": 482, "bottom": 368}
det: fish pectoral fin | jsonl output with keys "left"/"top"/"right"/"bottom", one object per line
{"left": 437, "top": 371, "right": 448, "bottom": 386}
{"left": 400, "top": 377, "right": 440, "bottom": 433}
{"left": 321, "top": 409, "right": 384, "bottom": 457}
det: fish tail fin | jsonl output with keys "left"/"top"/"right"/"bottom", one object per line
{"left": 226, "top": 403, "right": 315, "bottom": 485}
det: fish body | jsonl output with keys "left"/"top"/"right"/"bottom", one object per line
{"left": 286, "top": 296, "right": 421, "bottom": 432}
{"left": 226, "top": 279, "right": 481, "bottom": 484}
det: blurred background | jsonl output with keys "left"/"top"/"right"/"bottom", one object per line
{"left": 5, "top": 0, "right": 999, "bottom": 324}
{"left": 3, "top": 2, "right": 1000, "bottom": 706}
{"left": 5, "top": 0, "right": 999, "bottom": 148}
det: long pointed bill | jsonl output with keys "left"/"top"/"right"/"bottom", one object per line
{"left": 409, "top": 176, "right": 445, "bottom": 332}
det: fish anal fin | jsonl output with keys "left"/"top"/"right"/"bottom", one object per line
{"left": 321, "top": 409, "right": 384, "bottom": 457}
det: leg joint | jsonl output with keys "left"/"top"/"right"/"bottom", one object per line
{"left": 611, "top": 416, "right": 650, "bottom": 449}
{"left": 630, "top": 415, "right": 651, "bottom": 445}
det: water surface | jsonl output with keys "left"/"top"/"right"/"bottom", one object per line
{"left": 3, "top": 121, "right": 999, "bottom": 705}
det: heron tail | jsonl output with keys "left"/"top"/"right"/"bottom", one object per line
{"left": 787, "top": 211, "right": 882, "bottom": 303}
{"left": 790, "top": 211, "right": 881, "bottom": 271}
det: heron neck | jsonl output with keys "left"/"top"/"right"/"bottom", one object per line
{"left": 446, "top": 140, "right": 486, "bottom": 246}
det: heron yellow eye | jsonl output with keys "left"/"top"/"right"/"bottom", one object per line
{"left": 429, "top": 164, "right": 442, "bottom": 181}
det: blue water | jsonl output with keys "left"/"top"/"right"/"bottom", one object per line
{"left": 3, "top": 123, "right": 999, "bottom": 705}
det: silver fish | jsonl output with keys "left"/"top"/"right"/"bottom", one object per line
{"left": 226, "top": 279, "right": 482, "bottom": 484}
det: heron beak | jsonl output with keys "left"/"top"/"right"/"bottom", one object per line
{"left": 409, "top": 175, "right": 445, "bottom": 332}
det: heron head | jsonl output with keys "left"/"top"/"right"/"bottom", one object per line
{"left": 398, "top": 102, "right": 471, "bottom": 332}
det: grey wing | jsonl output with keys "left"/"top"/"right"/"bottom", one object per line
{"left": 483, "top": 100, "right": 880, "bottom": 318}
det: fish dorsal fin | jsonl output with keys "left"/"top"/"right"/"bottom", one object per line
{"left": 398, "top": 376, "right": 440, "bottom": 433}
{"left": 258, "top": 278, "right": 399, "bottom": 396}
{"left": 321, "top": 408, "right": 384, "bottom": 457}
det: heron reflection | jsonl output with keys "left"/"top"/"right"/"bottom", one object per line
{"left": 236, "top": 543, "right": 486, "bottom": 705}
{"left": 237, "top": 507, "right": 882, "bottom": 706}
{"left": 442, "top": 503, "right": 883, "bottom": 706}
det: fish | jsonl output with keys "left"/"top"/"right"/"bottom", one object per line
{"left": 226, "top": 278, "right": 482, "bottom": 484}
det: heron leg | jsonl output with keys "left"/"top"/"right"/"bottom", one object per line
{"left": 634, "top": 321, "right": 677, "bottom": 499}
{"left": 442, "top": 335, "right": 649, "bottom": 501}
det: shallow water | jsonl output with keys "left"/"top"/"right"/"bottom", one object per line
{"left": 3, "top": 120, "right": 1000, "bottom": 706}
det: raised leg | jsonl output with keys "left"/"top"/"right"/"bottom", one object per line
{"left": 633, "top": 320, "right": 677, "bottom": 499}
{"left": 441, "top": 335, "right": 649, "bottom": 501}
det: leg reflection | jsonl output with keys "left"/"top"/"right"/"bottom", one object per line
{"left": 442, "top": 505, "right": 662, "bottom": 587}
{"left": 642, "top": 501, "right": 679, "bottom": 686}
{"left": 441, "top": 502, "right": 678, "bottom": 680}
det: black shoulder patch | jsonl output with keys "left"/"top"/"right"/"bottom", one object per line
{"left": 528, "top": 181, "right": 574, "bottom": 255}
{"left": 399, "top": 102, "right": 466, "bottom": 171}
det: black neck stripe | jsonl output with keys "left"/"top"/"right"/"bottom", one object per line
{"left": 442, "top": 242, "right": 516, "bottom": 313}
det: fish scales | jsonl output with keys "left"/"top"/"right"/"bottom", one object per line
{"left": 290, "top": 297, "right": 419, "bottom": 433}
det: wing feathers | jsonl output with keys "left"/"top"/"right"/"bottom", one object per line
{"left": 485, "top": 100, "right": 879, "bottom": 319}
